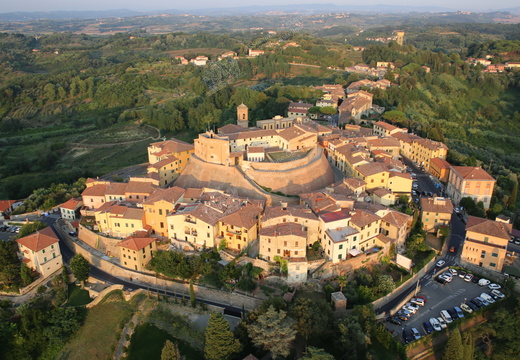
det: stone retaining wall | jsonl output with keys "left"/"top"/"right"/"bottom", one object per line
{"left": 78, "top": 224, "right": 121, "bottom": 257}
{"left": 245, "top": 146, "right": 320, "bottom": 171}
{"left": 61, "top": 230, "right": 263, "bottom": 310}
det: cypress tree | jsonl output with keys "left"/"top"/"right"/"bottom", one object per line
{"left": 443, "top": 328, "right": 463, "bottom": 360}
{"left": 204, "top": 313, "right": 240, "bottom": 360}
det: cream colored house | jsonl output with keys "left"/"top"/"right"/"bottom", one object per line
{"left": 420, "top": 197, "right": 453, "bottom": 232}
{"left": 95, "top": 202, "right": 145, "bottom": 238}
{"left": 17, "top": 227, "right": 62, "bottom": 277}
{"left": 461, "top": 216, "right": 511, "bottom": 272}
{"left": 118, "top": 237, "right": 157, "bottom": 271}
{"left": 218, "top": 205, "right": 262, "bottom": 252}
{"left": 259, "top": 222, "right": 307, "bottom": 261}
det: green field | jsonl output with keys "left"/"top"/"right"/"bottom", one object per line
{"left": 57, "top": 292, "right": 135, "bottom": 360}
{"left": 127, "top": 322, "right": 203, "bottom": 360}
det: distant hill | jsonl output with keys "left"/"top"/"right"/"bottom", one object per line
{"left": 0, "top": 4, "right": 463, "bottom": 22}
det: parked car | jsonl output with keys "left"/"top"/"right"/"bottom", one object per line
{"left": 435, "top": 276, "right": 448, "bottom": 285}
{"left": 411, "top": 328, "right": 421, "bottom": 340}
{"left": 405, "top": 303, "right": 420, "bottom": 312}
{"left": 429, "top": 317, "right": 442, "bottom": 331}
{"left": 436, "top": 260, "right": 446, "bottom": 267}
{"left": 480, "top": 293, "right": 495, "bottom": 304}
{"left": 454, "top": 306, "right": 464, "bottom": 319}
{"left": 387, "top": 317, "right": 402, "bottom": 325}
{"left": 439, "top": 273, "right": 452, "bottom": 282}
{"left": 460, "top": 303, "right": 473, "bottom": 314}
{"left": 397, "top": 314, "right": 409, "bottom": 321}
{"left": 410, "top": 298, "right": 425, "bottom": 307}
{"left": 470, "top": 299, "right": 483, "bottom": 308}
{"left": 488, "top": 283, "right": 501, "bottom": 290}
{"left": 415, "top": 295, "right": 428, "bottom": 303}
{"left": 449, "top": 268, "right": 458, "bottom": 276}
{"left": 423, "top": 321, "right": 433, "bottom": 334}
{"left": 478, "top": 278, "right": 491, "bottom": 287}
{"left": 472, "top": 276, "right": 480, "bottom": 284}
{"left": 440, "top": 310, "right": 453, "bottom": 324}
{"left": 69, "top": 231, "right": 77, "bottom": 237}
{"left": 402, "top": 329, "right": 413, "bottom": 344}
{"left": 476, "top": 296, "right": 489, "bottom": 306}
{"left": 449, "top": 246, "right": 456, "bottom": 253}
{"left": 437, "top": 317, "right": 447, "bottom": 329}
{"left": 403, "top": 305, "right": 417, "bottom": 314}
{"left": 447, "top": 308, "right": 459, "bottom": 320}
{"left": 491, "top": 290, "right": 505, "bottom": 299}
{"left": 459, "top": 271, "right": 466, "bottom": 279}
{"left": 464, "top": 274, "right": 474, "bottom": 282}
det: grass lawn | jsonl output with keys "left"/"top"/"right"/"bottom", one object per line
{"left": 66, "top": 283, "right": 93, "bottom": 306}
{"left": 127, "top": 323, "right": 203, "bottom": 360}
{"left": 57, "top": 296, "right": 135, "bottom": 360}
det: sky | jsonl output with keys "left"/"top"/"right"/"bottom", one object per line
{"left": 1, "top": 0, "right": 519, "bottom": 13}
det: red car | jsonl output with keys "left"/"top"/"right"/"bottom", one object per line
{"left": 450, "top": 246, "right": 456, "bottom": 253}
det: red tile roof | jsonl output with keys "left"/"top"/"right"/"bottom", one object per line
{"left": 118, "top": 237, "right": 156, "bottom": 251}
{"left": 451, "top": 166, "right": 495, "bottom": 181}
{"left": 17, "top": 227, "right": 59, "bottom": 252}
{"left": 0, "top": 200, "right": 16, "bottom": 212}
{"left": 466, "top": 216, "right": 511, "bottom": 240}
{"left": 60, "top": 198, "right": 82, "bottom": 210}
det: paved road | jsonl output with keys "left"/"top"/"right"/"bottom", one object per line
{"left": 50, "top": 222, "right": 243, "bottom": 317}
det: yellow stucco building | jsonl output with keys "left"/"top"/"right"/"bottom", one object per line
{"left": 118, "top": 237, "right": 157, "bottom": 271}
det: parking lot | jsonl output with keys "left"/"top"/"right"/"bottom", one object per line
{"left": 0, "top": 227, "right": 18, "bottom": 242}
{"left": 385, "top": 266, "right": 505, "bottom": 341}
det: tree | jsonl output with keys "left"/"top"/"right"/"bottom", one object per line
{"left": 382, "top": 110, "right": 407, "bottom": 126}
{"left": 337, "top": 275, "right": 347, "bottom": 292}
{"left": 508, "top": 177, "right": 518, "bottom": 210}
{"left": 301, "top": 347, "right": 335, "bottom": 360}
{"left": 161, "top": 340, "right": 182, "bottom": 360}
{"left": 443, "top": 328, "right": 463, "bottom": 360}
{"left": 204, "top": 313, "right": 240, "bottom": 360}
{"left": 289, "top": 298, "right": 333, "bottom": 342}
{"left": 70, "top": 254, "right": 90, "bottom": 284}
{"left": 189, "top": 281, "right": 196, "bottom": 308}
{"left": 337, "top": 314, "right": 366, "bottom": 358}
{"left": 377, "top": 275, "right": 396, "bottom": 295}
{"left": 247, "top": 305, "right": 297, "bottom": 359}
{"left": 17, "top": 221, "right": 47, "bottom": 238}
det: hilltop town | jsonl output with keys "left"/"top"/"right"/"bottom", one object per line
{"left": 1, "top": 22, "right": 520, "bottom": 360}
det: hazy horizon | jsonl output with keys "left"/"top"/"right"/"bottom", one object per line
{"left": 1, "top": 0, "right": 519, "bottom": 14}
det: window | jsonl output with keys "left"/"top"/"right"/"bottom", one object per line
{"left": 44, "top": 257, "right": 47, "bottom": 262}
{"left": 42, "top": 249, "right": 45, "bottom": 254}
{"left": 492, "top": 253, "right": 498, "bottom": 257}
{"left": 338, "top": 254, "right": 342, "bottom": 260}
{"left": 268, "top": 248, "right": 271, "bottom": 252}
{"left": 295, "top": 251, "right": 298, "bottom": 255}
{"left": 159, "top": 209, "right": 163, "bottom": 215}
{"left": 339, "top": 244, "right": 343, "bottom": 249}
{"left": 490, "top": 263, "right": 496, "bottom": 267}
{"left": 160, "top": 222, "right": 164, "bottom": 228}
{"left": 284, "top": 241, "right": 287, "bottom": 246}
{"left": 484, "top": 237, "right": 489, "bottom": 242}
{"left": 295, "top": 241, "right": 298, "bottom": 246}
{"left": 277, "top": 249, "right": 280, "bottom": 254}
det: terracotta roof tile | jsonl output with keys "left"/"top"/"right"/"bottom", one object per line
{"left": 60, "top": 198, "right": 82, "bottom": 210}
{"left": 350, "top": 209, "right": 381, "bottom": 228}
{"left": 259, "top": 222, "right": 306, "bottom": 237}
{"left": 451, "top": 166, "right": 495, "bottom": 181}
{"left": 466, "top": 216, "right": 511, "bottom": 240}
{"left": 118, "top": 237, "right": 156, "bottom": 251}
{"left": 17, "top": 227, "right": 59, "bottom": 252}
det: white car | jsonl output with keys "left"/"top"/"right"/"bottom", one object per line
{"left": 440, "top": 310, "right": 453, "bottom": 324}
{"left": 481, "top": 293, "right": 495, "bottom": 304}
{"left": 411, "top": 298, "right": 425, "bottom": 307}
{"left": 403, "top": 305, "right": 418, "bottom": 314}
{"left": 429, "top": 317, "right": 442, "bottom": 331}
{"left": 405, "top": 302, "right": 420, "bottom": 311}
{"left": 436, "top": 260, "right": 446, "bottom": 267}
{"left": 478, "top": 278, "right": 491, "bottom": 287}
{"left": 488, "top": 283, "right": 501, "bottom": 290}
{"left": 460, "top": 303, "right": 473, "bottom": 314}
{"left": 439, "top": 273, "right": 452, "bottom": 282}
{"left": 437, "top": 317, "right": 447, "bottom": 329}
{"left": 491, "top": 290, "right": 505, "bottom": 299}
{"left": 464, "top": 274, "right": 474, "bottom": 282}
{"left": 449, "top": 268, "right": 458, "bottom": 276}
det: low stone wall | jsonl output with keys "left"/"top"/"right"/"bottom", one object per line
{"left": 78, "top": 224, "right": 121, "bottom": 257}
{"left": 0, "top": 268, "right": 61, "bottom": 296}
{"left": 372, "top": 255, "right": 437, "bottom": 314}
{"left": 62, "top": 232, "right": 263, "bottom": 310}
{"left": 86, "top": 284, "right": 124, "bottom": 308}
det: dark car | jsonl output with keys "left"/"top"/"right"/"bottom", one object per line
{"left": 0, "top": 225, "right": 7, "bottom": 231}
{"left": 470, "top": 298, "right": 483, "bottom": 308}
{"left": 402, "top": 329, "right": 413, "bottom": 344}
{"left": 467, "top": 301, "right": 479, "bottom": 311}
{"left": 68, "top": 231, "right": 77, "bottom": 237}
{"left": 423, "top": 321, "right": 433, "bottom": 334}
{"left": 435, "top": 277, "right": 447, "bottom": 285}
{"left": 397, "top": 314, "right": 409, "bottom": 321}
{"left": 387, "top": 317, "right": 402, "bottom": 326}
{"left": 447, "top": 308, "right": 458, "bottom": 320}
{"left": 472, "top": 276, "right": 480, "bottom": 284}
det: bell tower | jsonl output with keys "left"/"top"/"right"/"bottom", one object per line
{"left": 237, "top": 103, "right": 249, "bottom": 128}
